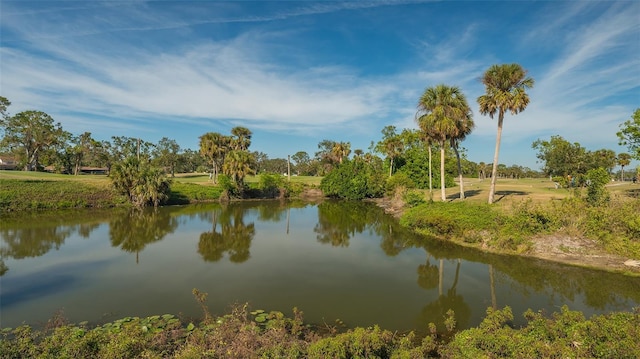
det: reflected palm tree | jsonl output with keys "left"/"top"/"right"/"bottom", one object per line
{"left": 110, "top": 208, "right": 178, "bottom": 263}
{"left": 489, "top": 264, "right": 497, "bottom": 309}
{"left": 419, "top": 258, "right": 471, "bottom": 332}
{"left": 198, "top": 205, "right": 255, "bottom": 263}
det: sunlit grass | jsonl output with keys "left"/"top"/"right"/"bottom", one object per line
{"left": 438, "top": 177, "right": 639, "bottom": 206}
{"left": 173, "top": 173, "right": 323, "bottom": 186}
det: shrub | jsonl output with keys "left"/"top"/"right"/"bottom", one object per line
{"left": 403, "top": 189, "right": 427, "bottom": 208}
{"left": 401, "top": 202, "right": 499, "bottom": 239}
{"left": 585, "top": 167, "right": 610, "bottom": 206}
{"left": 320, "top": 159, "right": 385, "bottom": 200}
{"left": 257, "top": 172, "right": 286, "bottom": 198}
{"left": 385, "top": 172, "right": 415, "bottom": 194}
{"left": 110, "top": 157, "right": 171, "bottom": 208}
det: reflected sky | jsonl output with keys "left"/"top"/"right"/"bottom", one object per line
{"left": 1, "top": 201, "right": 639, "bottom": 334}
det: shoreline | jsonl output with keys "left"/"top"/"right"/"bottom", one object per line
{"left": 369, "top": 196, "right": 640, "bottom": 276}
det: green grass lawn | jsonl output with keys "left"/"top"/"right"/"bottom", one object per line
{"left": 443, "top": 177, "right": 639, "bottom": 205}
{"left": 2, "top": 170, "right": 636, "bottom": 207}
{"left": 173, "top": 173, "right": 323, "bottom": 186}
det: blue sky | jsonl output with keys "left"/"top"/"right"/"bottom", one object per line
{"left": 1, "top": 1, "right": 638, "bottom": 170}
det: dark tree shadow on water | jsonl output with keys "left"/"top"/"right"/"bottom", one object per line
{"left": 494, "top": 190, "right": 529, "bottom": 203}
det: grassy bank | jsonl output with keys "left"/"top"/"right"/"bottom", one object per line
{"left": 0, "top": 171, "right": 322, "bottom": 211}
{"left": 1, "top": 297, "right": 638, "bottom": 358}
{"left": 0, "top": 179, "right": 128, "bottom": 211}
{"left": 398, "top": 178, "right": 640, "bottom": 273}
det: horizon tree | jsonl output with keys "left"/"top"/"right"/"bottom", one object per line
{"left": 376, "top": 125, "right": 404, "bottom": 177}
{"left": 478, "top": 63, "right": 534, "bottom": 204}
{"left": 72, "top": 132, "right": 97, "bottom": 175}
{"left": 153, "top": 137, "right": 181, "bottom": 177}
{"left": 0, "top": 110, "right": 69, "bottom": 171}
{"left": 617, "top": 109, "right": 640, "bottom": 160}
{"left": 291, "top": 151, "right": 310, "bottom": 175}
{"left": 199, "top": 132, "right": 229, "bottom": 183}
{"left": 417, "top": 84, "right": 472, "bottom": 202}
{"left": 617, "top": 153, "right": 631, "bottom": 181}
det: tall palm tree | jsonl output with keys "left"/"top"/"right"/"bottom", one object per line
{"left": 230, "top": 126, "right": 252, "bottom": 151}
{"left": 417, "top": 84, "right": 472, "bottom": 202}
{"left": 223, "top": 150, "right": 254, "bottom": 185}
{"left": 478, "top": 63, "right": 534, "bottom": 204}
{"left": 199, "top": 132, "right": 229, "bottom": 183}
{"left": 450, "top": 107, "right": 474, "bottom": 200}
{"left": 616, "top": 153, "right": 631, "bottom": 181}
{"left": 331, "top": 141, "right": 351, "bottom": 164}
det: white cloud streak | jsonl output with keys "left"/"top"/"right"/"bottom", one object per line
{"left": 0, "top": 1, "right": 637, "bottom": 166}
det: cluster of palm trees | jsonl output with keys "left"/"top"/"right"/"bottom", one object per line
{"left": 199, "top": 126, "right": 253, "bottom": 185}
{"left": 416, "top": 63, "right": 534, "bottom": 204}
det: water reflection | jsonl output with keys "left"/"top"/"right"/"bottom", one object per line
{"left": 198, "top": 204, "right": 255, "bottom": 263}
{"left": 419, "top": 259, "right": 471, "bottom": 331}
{"left": 0, "top": 211, "right": 106, "bottom": 275}
{"left": 109, "top": 209, "right": 179, "bottom": 263}
{"left": 1, "top": 201, "right": 638, "bottom": 332}
{"left": 314, "top": 201, "right": 392, "bottom": 247}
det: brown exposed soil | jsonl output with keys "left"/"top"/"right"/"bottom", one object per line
{"left": 528, "top": 234, "right": 640, "bottom": 274}
{"left": 298, "top": 188, "right": 325, "bottom": 202}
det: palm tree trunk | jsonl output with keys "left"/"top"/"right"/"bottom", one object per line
{"left": 453, "top": 144, "right": 465, "bottom": 200}
{"left": 440, "top": 143, "right": 446, "bottom": 202}
{"left": 389, "top": 157, "right": 393, "bottom": 177}
{"left": 488, "top": 111, "right": 504, "bottom": 204}
{"left": 428, "top": 145, "right": 433, "bottom": 201}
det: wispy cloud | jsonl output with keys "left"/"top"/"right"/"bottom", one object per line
{"left": 0, "top": 0, "right": 637, "bottom": 166}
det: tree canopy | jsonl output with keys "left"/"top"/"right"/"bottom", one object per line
{"left": 617, "top": 108, "right": 640, "bottom": 160}
{"left": 0, "top": 110, "right": 69, "bottom": 171}
{"left": 532, "top": 135, "right": 618, "bottom": 177}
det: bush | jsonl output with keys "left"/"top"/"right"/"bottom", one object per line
{"left": 403, "top": 189, "right": 427, "bottom": 208}
{"left": 110, "top": 157, "right": 171, "bottom": 208}
{"left": 401, "top": 201, "right": 499, "bottom": 239}
{"left": 168, "top": 182, "right": 222, "bottom": 204}
{"left": 217, "top": 174, "right": 245, "bottom": 199}
{"left": 257, "top": 172, "right": 287, "bottom": 198}
{"left": 585, "top": 167, "right": 610, "bottom": 206}
{"left": 320, "top": 159, "right": 385, "bottom": 200}
{"left": 385, "top": 172, "right": 415, "bottom": 194}
{"left": 444, "top": 306, "right": 640, "bottom": 358}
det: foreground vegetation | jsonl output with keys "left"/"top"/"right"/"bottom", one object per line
{"left": 1, "top": 291, "right": 638, "bottom": 359}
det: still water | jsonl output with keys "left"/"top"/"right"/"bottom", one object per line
{"left": 1, "top": 200, "right": 639, "bottom": 334}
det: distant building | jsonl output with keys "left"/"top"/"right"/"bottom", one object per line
{"left": 0, "top": 156, "right": 17, "bottom": 170}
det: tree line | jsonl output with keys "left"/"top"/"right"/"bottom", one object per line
{"left": 2, "top": 71, "right": 638, "bottom": 206}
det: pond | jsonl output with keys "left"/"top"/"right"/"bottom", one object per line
{"left": 1, "top": 200, "right": 639, "bottom": 335}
